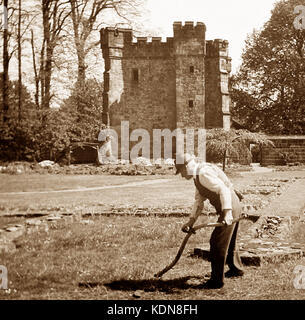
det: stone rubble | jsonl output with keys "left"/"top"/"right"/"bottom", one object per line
{"left": 192, "top": 214, "right": 304, "bottom": 266}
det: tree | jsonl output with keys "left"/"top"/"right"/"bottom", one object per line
{"left": 40, "top": 0, "right": 71, "bottom": 109}
{"left": 0, "top": 76, "right": 39, "bottom": 161}
{"left": 2, "top": 0, "right": 9, "bottom": 123}
{"left": 60, "top": 78, "right": 104, "bottom": 142}
{"left": 30, "top": 28, "right": 40, "bottom": 109}
{"left": 68, "top": 0, "right": 145, "bottom": 95}
{"left": 1, "top": 0, "right": 35, "bottom": 123}
{"left": 27, "top": 0, "right": 71, "bottom": 111}
{"left": 231, "top": 0, "right": 305, "bottom": 134}
{"left": 0, "top": 0, "right": 149, "bottom": 162}
{"left": 206, "top": 129, "right": 274, "bottom": 171}
{"left": 17, "top": 0, "right": 21, "bottom": 123}
{"left": 0, "top": 75, "right": 78, "bottom": 162}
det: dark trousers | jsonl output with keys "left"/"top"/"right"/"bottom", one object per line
{"left": 209, "top": 191, "right": 244, "bottom": 283}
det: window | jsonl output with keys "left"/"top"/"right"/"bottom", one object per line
{"left": 132, "top": 68, "right": 139, "bottom": 82}
{"left": 189, "top": 100, "right": 194, "bottom": 108}
{"left": 190, "top": 66, "right": 194, "bottom": 73}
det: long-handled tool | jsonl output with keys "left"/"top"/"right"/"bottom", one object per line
{"left": 154, "top": 213, "right": 260, "bottom": 278}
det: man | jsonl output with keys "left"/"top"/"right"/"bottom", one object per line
{"left": 175, "top": 153, "right": 244, "bottom": 289}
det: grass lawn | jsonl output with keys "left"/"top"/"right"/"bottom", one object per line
{"left": 0, "top": 174, "right": 178, "bottom": 214}
{"left": 1, "top": 215, "right": 305, "bottom": 300}
{"left": 0, "top": 174, "right": 165, "bottom": 193}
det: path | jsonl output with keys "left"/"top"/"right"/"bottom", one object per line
{"left": 258, "top": 178, "right": 305, "bottom": 217}
{"left": 0, "top": 178, "right": 172, "bottom": 195}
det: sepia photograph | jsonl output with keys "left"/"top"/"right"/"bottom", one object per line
{"left": 0, "top": 0, "right": 305, "bottom": 310}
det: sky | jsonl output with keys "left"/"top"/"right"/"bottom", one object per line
{"left": 145, "top": 0, "right": 278, "bottom": 72}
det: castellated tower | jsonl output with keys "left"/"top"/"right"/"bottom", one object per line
{"left": 100, "top": 22, "right": 232, "bottom": 157}
{"left": 173, "top": 22, "right": 206, "bottom": 129}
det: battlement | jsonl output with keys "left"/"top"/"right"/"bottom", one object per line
{"left": 101, "top": 22, "right": 208, "bottom": 57}
{"left": 173, "top": 21, "right": 206, "bottom": 40}
{"left": 101, "top": 28, "right": 175, "bottom": 47}
{"left": 131, "top": 36, "right": 174, "bottom": 46}
{"left": 206, "top": 39, "right": 229, "bottom": 57}
{"left": 124, "top": 36, "right": 174, "bottom": 58}
{"left": 101, "top": 27, "right": 176, "bottom": 58}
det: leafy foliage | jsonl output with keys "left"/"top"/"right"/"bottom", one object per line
{"left": 0, "top": 79, "right": 39, "bottom": 161}
{"left": 60, "top": 78, "right": 105, "bottom": 143}
{"left": 231, "top": 0, "right": 305, "bottom": 134}
{"left": 0, "top": 78, "right": 105, "bottom": 162}
{"left": 206, "top": 129, "right": 274, "bottom": 171}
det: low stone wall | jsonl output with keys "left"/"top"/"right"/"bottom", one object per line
{"left": 261, "top": 136, "right": 305, "bottom": 166}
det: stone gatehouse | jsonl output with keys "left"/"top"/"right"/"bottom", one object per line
{"left": 99, "top": 21, "right": 232, "bottom": 157}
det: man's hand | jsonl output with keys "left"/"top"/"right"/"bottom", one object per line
{"left": 181, "top": 217, "right": 196, "bottom": 233}
{"left": 223, "top": 209, "right": 233, "bottom": 226}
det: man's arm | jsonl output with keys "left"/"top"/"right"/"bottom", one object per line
{"left": 212, "top": 164, "right": 243, "bottom": 202}
{"left": 181, "top": 189, "right": 205, "bottom": 232}
{"left": 198, "top": 167, "right": 232, "bottom": 209}
{"left": 198, "top": 166, "right": 233, "bottom": 225}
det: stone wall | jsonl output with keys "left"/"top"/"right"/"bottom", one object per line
{"left": 261, "top": 136, "right": 305, "bottom": 166}
{"left": 205, "top": 40, "right": 232, "bottom": 130}
{"left": 121, "top": 51, "right": 177, "bottom": 132}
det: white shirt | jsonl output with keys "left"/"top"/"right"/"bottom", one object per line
{"left": 187, "top": 160, "right": 233, "bottom": 221}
